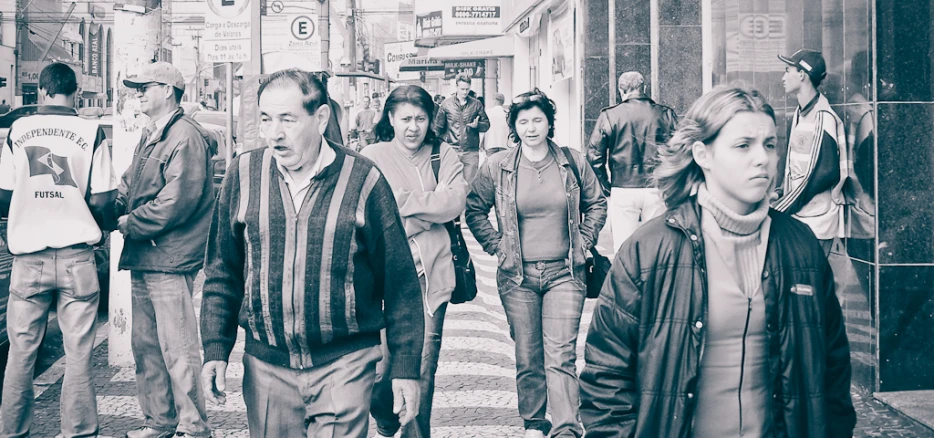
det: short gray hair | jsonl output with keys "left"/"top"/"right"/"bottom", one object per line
{"left": 618, "top": 71, "right": 645, "bottom": 94}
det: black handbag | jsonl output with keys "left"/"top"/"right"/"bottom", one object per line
{"left": 430, "top": 143, "right": 478, "bottom": 304}
{"left": 561, "top": 147, "right": 611, "bottom": 299}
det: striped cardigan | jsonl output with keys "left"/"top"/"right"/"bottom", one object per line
{"left": 200, "top": 145, "right": 424, "bottom": 378}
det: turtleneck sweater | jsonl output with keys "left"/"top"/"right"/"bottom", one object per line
{"left": 696, "top": 184, "right": 770, "bottom": 297}
{"left": 693, "top": 184, "right": 773, "bottom": 437}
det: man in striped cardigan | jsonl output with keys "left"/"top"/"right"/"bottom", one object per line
{"left": 199, "top": 70, "right": 425, "bottom": 437}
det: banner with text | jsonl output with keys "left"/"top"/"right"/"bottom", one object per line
{"left": 414, "top": 0, "right": 501, "bottom": 37}
{"left": 385, "top": 41, "right": 420, "bottom": 81}
{"left": 443, "top": 60, "right": 485, "bottom": 80}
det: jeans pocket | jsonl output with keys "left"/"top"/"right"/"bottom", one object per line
{"left": 10, "top": 258, "right": 44, "bottom": 299}
{"left": 65, "top": 259, "right": 101, "bottom": 300}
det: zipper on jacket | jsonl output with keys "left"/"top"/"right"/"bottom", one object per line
{"left": 737, "top": 296, "right": 753, "bottom": 435}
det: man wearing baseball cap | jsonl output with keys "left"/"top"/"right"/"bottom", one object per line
{"left": 117, "top": 61, "right": 216, "bottom": 438}
{"left": 773, "top": 49, "right": 847, "bottom": 256}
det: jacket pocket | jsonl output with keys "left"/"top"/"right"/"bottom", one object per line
{"left": 64, "top": 259, "right": 101, "bottom": 300}
{"left": 10, "top": 259, "right": 45, "bottom": 299}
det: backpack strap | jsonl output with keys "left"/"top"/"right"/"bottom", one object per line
{"left": 430, "top": 141, "right": 441, "bottom": 183}
{"left": 561, "top": 146, "right": 582, "bottom": 187}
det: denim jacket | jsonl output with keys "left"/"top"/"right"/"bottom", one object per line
{"left": 465, "top": 140, "right": 607, "bottom": 286}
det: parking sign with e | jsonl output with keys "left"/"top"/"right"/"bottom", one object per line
{"left": 291, "top": 16, "right": 315, "bottom": 41}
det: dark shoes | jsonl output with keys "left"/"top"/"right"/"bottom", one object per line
{"left": 124, "top": 427, "right": 177, "bottom": 438}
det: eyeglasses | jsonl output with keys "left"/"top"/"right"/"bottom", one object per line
{"left": 512, "top": 92, "right": 547, "bottom": 105}
{"left": 136, "top": 83, "right": 165, "bottom": 95}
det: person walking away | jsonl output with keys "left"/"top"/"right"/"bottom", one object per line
{"left": 481, "top": 93, "right": 513, "bottom": 157}
{"left": 0, "top": 99, "right": 11, "bottom": 114}
{"left": 432, "top": 73, "right": 490, "bottom": 183}
{"left": 579, "top": 86, "right": 856, "bottom": 437}
{"left": 354, "top": 96, "right": 378, "bottom": 147}
{"left": 364, "top": 84, "right": 468, "bottom": 438}
{"left": 466, "top": 89, "right": 606, "bottom": 438}
{"left": 586, "top": 71, "right": 678, "bottom": 253}
{"left": 117, "top": 62, "right": 216, "bottom": 438}
{"left": 0, "top": 62, "right": 117, "bottom": 438}
{"left": 200, "top": 69, "right": 425, "bottom": 438}
{"left": 773, "top": 49, "right": 847, "bottom": 257}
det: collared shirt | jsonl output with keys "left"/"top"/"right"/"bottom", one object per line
{"left": 147, "top": 111, "right": 176, "bottom": 144}
{"left": 275, "top": 139, "right": 336, "bottom": 211}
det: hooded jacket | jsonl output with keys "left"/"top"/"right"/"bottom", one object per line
{"left": 579, "top": 197, "right": 856, "bottom": 438}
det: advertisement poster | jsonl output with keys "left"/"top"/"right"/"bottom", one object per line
{"left": 416, "top": 11, "right": 443, "bottom": 39}
{"left": 550, "top": 8, "right": 573, "bottom": 83}
{"left": 385, "top": 41, "right": 420, "bottom": 81}
{"left": 443, "top": 60, "right": 485, "bottom": 80}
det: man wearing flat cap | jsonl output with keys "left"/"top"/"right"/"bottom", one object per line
{"left": 117, "top": 61, "right": 216, "bottom": 438}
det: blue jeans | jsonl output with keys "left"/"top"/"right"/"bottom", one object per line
{"left": 457, "top": 149, "right": 480, "bottom": 184}
{"left": 130, "top": 272, "right": 210, "bottom": 436}
{"left": 370, "top": 302, "right": 448, "bottom": 437}
{"left": 499, "top": 260, "right": 586, "bottom": 437}
{"left": 1, "top": 245, "right": 100, "bottom": 438}
{"left": 242, "top": 346, "right": 382, "bottom": 437}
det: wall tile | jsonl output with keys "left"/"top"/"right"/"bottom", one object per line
{"left": 659, "top": 0, "right": 701, "bottom": 26}
{"left": 876, "top": 103, "right": 934, "bottom": 264}
{"left": 583, "top": 56, "right": 610, "bottom": 121}
{"left": 876, "top": 0, "right": 934, "bottom": 102}
{"left": 615, "top": 43, "right": 651, "bottom": 95}
{"left": 878, "top": 265, "right": 934, "bottom": 391}
{"left": 615, "top": 0, "right": 650, "bottom": 44}
{"left": 585, "top": 0, "right": 610, "bottom": 57}
{"left": 844, "top": 0, "right": 873, "bottom": 104}
{"left": 837, "top": 102, "right": 877, "bottom": 263}
{"left": 657, "top": 25, "right": 703, "bottom": 114}
{"left": 841, "top": 259, "right": 877, "bottom": 390}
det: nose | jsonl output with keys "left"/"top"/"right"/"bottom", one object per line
{"left": 752, "top": 143, "right": 770, "bottom": 166}
{"left": 265, "top": 119, "right": 286, "bottom": 140}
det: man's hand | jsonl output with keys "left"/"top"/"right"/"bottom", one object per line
{"left": 466, "top": 116, "right": 480, "bottom": 129}
{"left": 392, "top": 378, "right": 421, "bottom": 426}
{"left": 201, "top": 361, "right": 228, "bottom": 405}
{"left": 117, "top": 215, "right": 129, "bottom": 235}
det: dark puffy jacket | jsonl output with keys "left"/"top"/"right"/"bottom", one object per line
{"left": 586, "top": 94, "right": 678, "bottom": 192}
{"left": 432, "top": 95, "right": 490, "bottom": 151}
{"left": 579, "top": 198, "right": 856, "bottom": 438}
{"left": 116, "top": 109, "right": 216, "bottom": 273}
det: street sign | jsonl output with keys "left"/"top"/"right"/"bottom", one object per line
{"left": 291, "top": 15, "right": 315, "bottom": 41}
{"left": 204, "top": 0, "right": 253, "bottom": 62}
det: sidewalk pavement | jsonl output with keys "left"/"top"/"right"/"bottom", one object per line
{"left": 14, "top": 225, "right": 934, "bottom": 437}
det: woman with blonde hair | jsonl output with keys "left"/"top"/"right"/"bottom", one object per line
{"left": 579, "top": 86, "right": 856, "bottom": 437}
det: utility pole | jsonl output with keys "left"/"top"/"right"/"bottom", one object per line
{"left": 109, "top": 0, "right": 162, "bottom": 367}
{"left": 319, "top": 0, "right": 329, "bottom": 71}
{"left": 14, "top": 0, "right": 24, "bottom": 104}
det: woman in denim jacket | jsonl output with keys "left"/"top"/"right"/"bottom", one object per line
{"left": 465, "top": 89, "right": 607, "bottom": 438}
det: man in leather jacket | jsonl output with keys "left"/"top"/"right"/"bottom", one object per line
{"left": 586, "top": 72, "right": 678, "bottom": 252}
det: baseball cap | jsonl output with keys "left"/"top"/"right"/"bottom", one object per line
{"left": 123, "top": 62, "right": 186, "bottom": 92}
{"left": 778, "top": 49, "right": 827, "bottom": 84}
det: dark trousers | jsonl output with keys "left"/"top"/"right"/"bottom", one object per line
{"left": 370, "top": 303, "right": 448, "bottom": 437}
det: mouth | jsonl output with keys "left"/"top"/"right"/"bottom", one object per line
{"left": 751, "top": 174, "right": 770, "bottom": 181}
{"left": 273, "top": 145, "right": 289, "bottom": 152}
{"left": 404, "top": 133, "right": 419, "bottom": 141}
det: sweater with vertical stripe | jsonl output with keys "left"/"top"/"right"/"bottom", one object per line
{"left": 200, "top": 144, "right": 425, "bottom": 378}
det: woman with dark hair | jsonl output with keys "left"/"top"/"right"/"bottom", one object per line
{"left": 465, "top": 88, "right": 607, "bottom": 438}
{"left": 579, "top": 86, "right": 856, "bottom": 437}
{"left": 362, "top": 85, "right": 468, "bottom": 438}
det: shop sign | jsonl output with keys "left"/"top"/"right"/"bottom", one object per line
{"left": 725, "top": 10, "right": 787, "bottom": 73}
{"left": 385, "top": 41, "right": 420, "bottom": 81}
{"left": 444, "top": 1, "right": 502, "bottom": 36}
{"left": 90, "top": 31, "right": 101, "bottom": 77}
{"left": 443, "top": 59, "right": 485, "bottom": 79}
{"left": 416, "top": 11, "right": 442, "bottom": 38}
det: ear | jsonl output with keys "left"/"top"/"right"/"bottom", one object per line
{"left": 315, "top": 103, "right": 331, "bottom": 133}
{"left": 691, "top": 140, "right": 713, "bottom": 171}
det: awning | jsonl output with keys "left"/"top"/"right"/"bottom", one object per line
{"left": 399, "top": 57, "right": 445, "bottom": 72}
{"left": 25, "top": 33, "right": 76, "bottom": 64}
{"left": 425, "top": 35, "right": 515, "bottom": 60}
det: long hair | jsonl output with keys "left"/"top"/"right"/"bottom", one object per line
{"left": 652, "top": 86, "right": 776, "bottom": 209}
{"left": 374, "top": 85, "right": 441, "bottom": 147}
